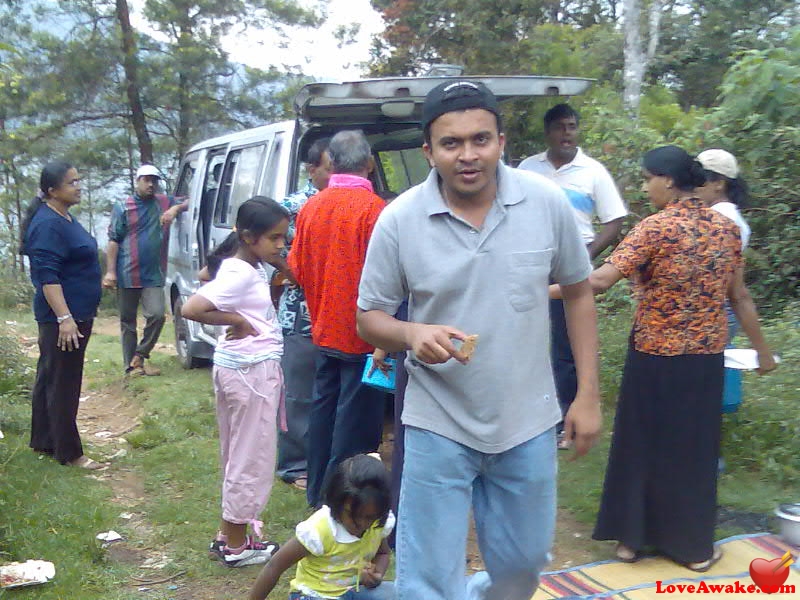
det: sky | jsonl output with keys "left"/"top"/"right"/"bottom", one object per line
{"left": 128, "top": 0, "right": 385, "bottom": 81}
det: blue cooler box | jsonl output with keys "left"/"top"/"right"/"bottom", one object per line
{"left": 722, "top": 367, "right": 742, "bottom": 414}
{"left": 361, "top": 356, "right": 396, "bottom": 393}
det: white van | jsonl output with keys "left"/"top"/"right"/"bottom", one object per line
{"left": 165, "top": 75, "right": 593, "bottom": 367}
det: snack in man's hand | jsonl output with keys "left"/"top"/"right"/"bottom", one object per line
{"left": 460, "top": 334, "right": 479, "bottom": 360}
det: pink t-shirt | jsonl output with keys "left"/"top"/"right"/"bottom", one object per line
{"left": 197, "top": 257, "right": 283, "bottom": 362}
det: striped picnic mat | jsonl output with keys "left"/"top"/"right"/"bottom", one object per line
{"left": 533, "top": 533, "right": 799, "bottom": 599}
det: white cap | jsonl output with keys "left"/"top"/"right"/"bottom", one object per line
{"left": 697, "top": 149, "right": 739, "bottom": 179}
{"left": 136, "top": 164, "right": 161, "bottom": 179}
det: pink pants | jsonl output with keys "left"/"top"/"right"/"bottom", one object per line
{"left": 213, "top": 359, "right": 284, "bottom": 524}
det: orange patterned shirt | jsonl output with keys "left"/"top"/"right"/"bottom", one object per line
{"left": 288, "top": 184, "right": 384, "bottom": 354}
{"left": 608, "top": 197, "right": 742, "bottom": 356}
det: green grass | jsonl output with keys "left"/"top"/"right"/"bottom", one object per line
{"left": 107, "top": 324, "right": 314, "bottom": 597}
{"left": 0, "top": 312, "right": 135, "bottom": 599}
{"left": 1, "top": 302, "right": 797, "bottom": 597}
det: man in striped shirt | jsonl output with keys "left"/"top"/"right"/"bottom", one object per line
{"left": 104, "top": 164, "right": 186, "bottom": 376}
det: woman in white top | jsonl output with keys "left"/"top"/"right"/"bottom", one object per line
{"left": 696, "top": 149, "right": 752, "bottom": 341}
{"left": 696, "top": 149, "right": 751, "bottom": 249}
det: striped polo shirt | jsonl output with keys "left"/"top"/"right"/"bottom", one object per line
{"left": 108, "top": 193, "right": 172, "bottom": 288}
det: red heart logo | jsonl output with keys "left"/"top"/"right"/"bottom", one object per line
{"left": 749, "top": 557, "right": 791, "bottom": 593}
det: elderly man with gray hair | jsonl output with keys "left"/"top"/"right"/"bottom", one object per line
{"left": 288, "top": 130, "right": 388, "bottom": 507}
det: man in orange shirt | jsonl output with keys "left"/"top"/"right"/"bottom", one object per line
{"left": 288, "top": 129, "right": 387, "bottom": 507}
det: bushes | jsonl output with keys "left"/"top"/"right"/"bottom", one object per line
{"left": 0, "top": 330, "right": 31, "bottom": 397}
{"left": 0, "top": 328, "right": 33, "bottom": 445}
{"left": 721, "top": 303, "right": 800, "bottom": 487}
{"left": 0, "top": 266, "right": 34, "bottom": 309}
{"left": 671, "top": 32, "right": 800, "bottom": 314}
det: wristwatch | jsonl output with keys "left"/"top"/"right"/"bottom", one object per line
{"left": 56, "top": 313, "right": 73, "bottom": 323}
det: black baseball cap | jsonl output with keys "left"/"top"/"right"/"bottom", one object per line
{"left": 421, "top": 80, "right": 499, "bottom": 131}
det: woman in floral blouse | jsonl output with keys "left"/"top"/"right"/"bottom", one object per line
{"left": 554, "top": 146, "right": 776, "bottom": 572}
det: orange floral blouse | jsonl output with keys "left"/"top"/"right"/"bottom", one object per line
{"left": 608, "top": 197, "right": 742, "bottom": 356}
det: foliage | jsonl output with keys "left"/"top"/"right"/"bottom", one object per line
{"left": 651, "top": 0, "right": 797, "bottom": 110}
{"left": 721, "top": 303, "right": 800, "bottom": 487}
{"left": 671, "top": 31, "right": 800, "bottom": 312}
{"left": 0, "top": 0, "right": 324, "bottom": 263}
{"left": 0, "top": 329, "right": 31, "bottom": 400}
{"left": 0, "top": 264, "right": 34, "bottom": 309}
{"left": 367, "top": 0, "right": 622, "bottom": 77}
{"left": 136, "top": 0, "right": 322, "bottom": 157}
{"left": 570, "top": 85, "right": 666, "bottom": 220}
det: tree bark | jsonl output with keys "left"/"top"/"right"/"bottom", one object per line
{"left": 622, "top": 0, "right": 663, "bottom": 117}
{"left": 176, "top": 26, "right": 193, "bottom": 159}
{"left": 115, "top": 0, "right": 154, "bottom": 164}
{"left": 622, "top": 0, "right": 643, "bottom": 116}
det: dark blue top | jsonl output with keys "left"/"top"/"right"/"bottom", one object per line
{"left": 25, "top": 203, "right": 102, "bottom": 323}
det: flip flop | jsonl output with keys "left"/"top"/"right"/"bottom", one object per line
{"left": 684, "top": 547, "right": 723, "bottom": 573}
{"left": 291, "top": 476, "right": 308, "bottom": 491}
{"left": 615, "top": 543, "right": 641, "bottom": 563}
{"left": 67, "top": 456, "right": 107, "bottom": 471}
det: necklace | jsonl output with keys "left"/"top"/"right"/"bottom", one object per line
{"left": 46, "top": 201, "right": 71, "bottom": 220}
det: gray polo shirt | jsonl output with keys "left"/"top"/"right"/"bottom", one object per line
{"left": 357, "top": 162, "right": 592, "bottom": 453}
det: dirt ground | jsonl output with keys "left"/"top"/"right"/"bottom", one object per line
{"left": 26, "top": 316, "right": 599, "bottom": 598}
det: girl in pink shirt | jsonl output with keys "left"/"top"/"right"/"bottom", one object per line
{"left": 182, "top": 197, "right": 289, "bottom": 567}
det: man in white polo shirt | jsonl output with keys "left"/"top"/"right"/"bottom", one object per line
{"left": 519, "top": 103, "right": 627, "bottom": 448}
{"left": 357, "top": 82, "right": 602, "bottom": 600}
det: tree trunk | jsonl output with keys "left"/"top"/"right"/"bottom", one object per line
{"left": 622, "top": 0, "right": 663, "bottom": 118}
{"left": 622, "top": 0, "right": 644, "bottom": 117}
{"left": 646, "top": 0, "right": 664, "bottom": 63}
{"left": 115, "top": 0, "right": 154, "bottom": 164}
{"left": 9, "top": 161, "right": 24, "bottom": 273}
{"left": 176, "top": 27, "right": 192, "bottom": 159}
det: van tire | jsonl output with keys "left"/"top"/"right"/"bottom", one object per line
{"left": 173, "top": 296, "right": 207, "bottom": 369}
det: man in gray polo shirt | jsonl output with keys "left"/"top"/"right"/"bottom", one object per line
{"left": 357, "top": 81, "right": 602, "bottom": 600}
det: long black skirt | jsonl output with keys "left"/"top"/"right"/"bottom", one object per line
{"left": 593, "top": 342, "right": 724, "bottom": 564}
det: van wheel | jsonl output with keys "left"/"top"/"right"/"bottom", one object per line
{"left": 173, "top": 297, "right": 206, "bottom": 369}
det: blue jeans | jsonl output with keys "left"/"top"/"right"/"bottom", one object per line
{"left": 396, "top": 426, "right": 556, "bottom": 600}
{"left": 289, "top": 581, "right": 395, "bottom": 599}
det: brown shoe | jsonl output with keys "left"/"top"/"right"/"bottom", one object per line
{"left": 128, "top": 355, "right": 160, "bottom": 376}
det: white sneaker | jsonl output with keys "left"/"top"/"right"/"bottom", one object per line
{"left": 219, "top": 536, "right": 278, "bottom": 568}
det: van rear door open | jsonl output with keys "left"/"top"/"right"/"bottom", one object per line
{"left": 167, "top": 76, "right": 594, "bottom": 367}
{"left": 294, "top": 76, "right": 593, "bottom": 126}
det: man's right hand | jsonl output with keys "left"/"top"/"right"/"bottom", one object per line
{"left": 102, "top": 273, "right": 118, "bottom": 289}
{"left": 406, "top": 322, "right": 470, "bottom": 365}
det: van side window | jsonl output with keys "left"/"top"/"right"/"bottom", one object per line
{"left": 377, "top": 148, "right": 429, "bottom": 194}
{"left": 261, "top": 132, "right": 285, "bottom": 200}
{"left": 213, "top": 144, "right": 265, "bottom": 227}
{"left": 173, "top": 153, "right": 199, "bottom": 253}
{"left": 174, "top": 153, "right": 198, "bottom": 199}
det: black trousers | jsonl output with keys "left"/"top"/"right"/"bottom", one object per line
{"left": 29, "top": 320, "right": 93, "bottom": 464}
{"left": 550, "top": 298, "right": 577, "bottom": 429}
{"left": 305, "top": 351, "right": 385, "bottom": 507}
